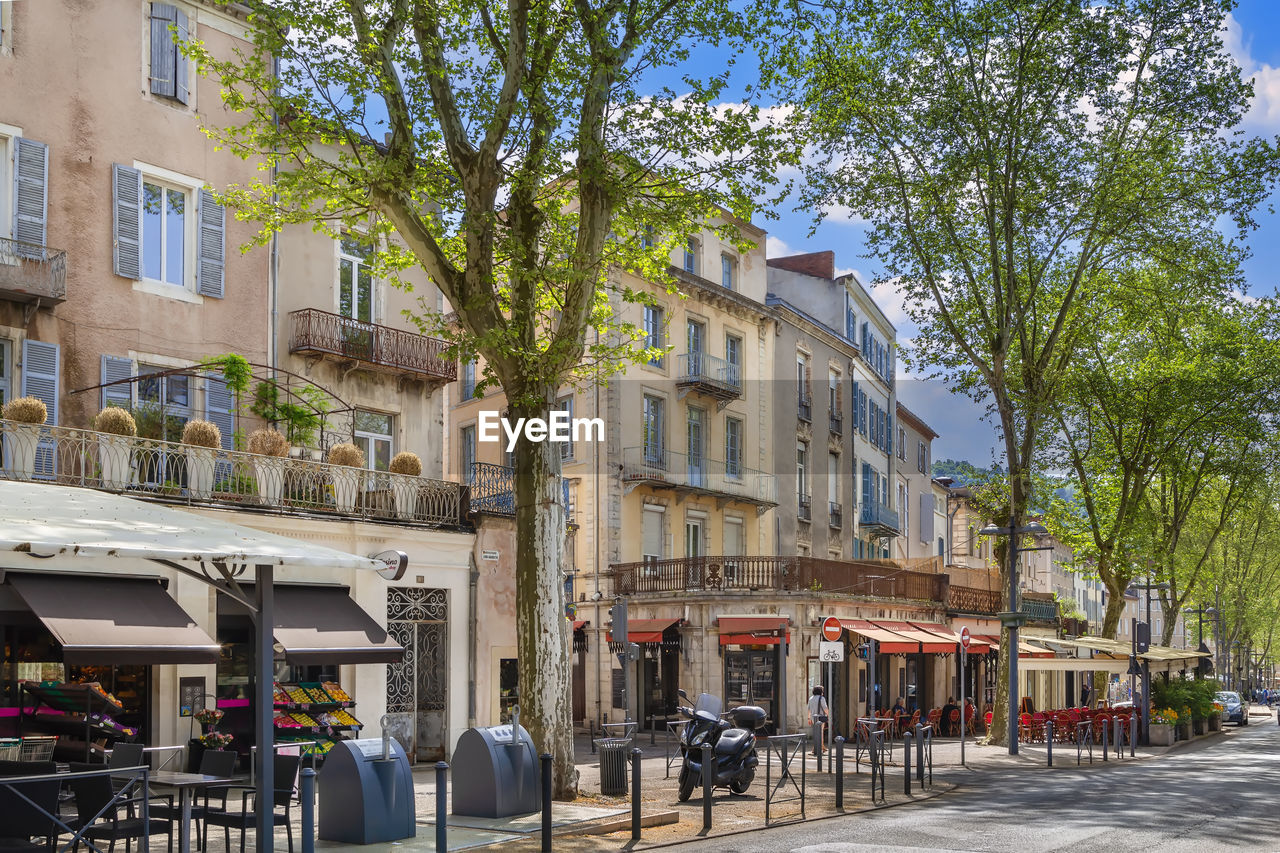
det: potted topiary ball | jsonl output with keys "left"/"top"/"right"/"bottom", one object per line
{"left": 389, "top": 451, "right": 422, "bottom": 519}
{"left": 247, "top": 428, "right": 290, "bottom": 505}
{"left": 182, "top": 419, "right": 222, "bottom": 499}
{"left": 2, "top": 396, "right": 47, "bottom": 480}
{"left": 327, "top": 442, "right": 365, "bottom": 512}
{"left": 94, "top": 407, "right": 137, "bottom": 490}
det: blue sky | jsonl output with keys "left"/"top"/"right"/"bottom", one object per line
{"left": 749, "top": 3, "right": 1280, "bottom": 465}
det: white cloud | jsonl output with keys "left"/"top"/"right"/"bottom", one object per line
{"left": 1223, "top": 14, "right": 1280, "bottom": 131}
{"left": 765, "top": 235, "right": 792, "bottom": 258}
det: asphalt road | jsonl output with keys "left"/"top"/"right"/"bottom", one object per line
{"left": 669, "top": 714, "right": 1280, "bottom": 852}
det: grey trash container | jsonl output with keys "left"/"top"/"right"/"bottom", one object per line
{"left": 595, "top": 737, "right": 631, "bottom": 796}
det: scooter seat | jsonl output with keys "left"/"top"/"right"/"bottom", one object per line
{"left": 715, "top": 728, "right": 751, "bottom": 756}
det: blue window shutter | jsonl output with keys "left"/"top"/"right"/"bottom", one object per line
{"left": 13, "top": 137, "right": 49, "bottom": 259}
{"left": 205, "top": 375, "right": 235, "bottom": 449}
{"left": 149, "top": 3, "right": 178, "bottom": 98}
{"left": 861, "top": 462, "right": 871, "bottom": 508}
{"left": 197, "top": 189, "right": 225, "bottom": 298}
{"left": 887, "top": 414, "right": 894, "bottom": 455}
{"left": 174, "top": 8, "right": 189, "bottom": 104}
{"left": 861, "top": 322, "right": 868, "bottom": 355}
{"left": 100, "top": 355, "right": 134, "bottom": 410}
{"left": 22, "top": 340, "right": 59, "bottom": 479}
{"left": 112, "top": 164, "right": 143, "bottom": 279}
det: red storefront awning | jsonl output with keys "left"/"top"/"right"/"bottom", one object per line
{"left": 572, "top": 620, "right": 589, "bottom": 631}
{"left": 606, "top": 618, "right": 681, "bottom": 644}
{"left": 838, "top": 620, "right": 919, "bottom": 654}
{"left": 717, "top": 615, "right": 790, "bottom": 646}
{"left": 909, "top": 621, "right": 992, "bottom": 655}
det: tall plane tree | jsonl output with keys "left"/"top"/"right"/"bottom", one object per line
{"left": 777, "top": 0, "right": 1278, "bottom": 744}
{"left": 190, "top": 0, "right": 788, "bottom": 795}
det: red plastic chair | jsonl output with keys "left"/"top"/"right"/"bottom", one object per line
{"left": 948, "top": 709, "right": 961, "bottom": 737}
{"left": 984, "top": 710, "right": 994, "bottom": 732}
{"left": 1019, "top": 712, "right": 1033, "bottom": 742}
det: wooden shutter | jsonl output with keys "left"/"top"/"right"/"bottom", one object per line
{"left": 21, "top": 340, "right": 59, "bottom": 479}
{"left": 642, "top": 508, "right": 663, "bottom": 561}
{"left": 174, "top": 8, "right": 189, "bottom": 104}
{"left": 100, "top": 355, "right": 134, "bottom": 410}
{"left": 206, "top": 374, "right": 236, "bottom": 482}
{"left": 861, "top": 462, "right": 871, "bottom": 509}
{"left": 887, "top": 414, "right": 893, "bottom": 456}
{"left": 112, "top": 164, "right": 143, "bottom": 279}
{"left": 149, "top": 3, "right": 178, "bottom": 98}
{"left": 919, "top": 493, "right": 935, "bottom": 543}
{"left": 13, "top": 137, "right": 49, "bottom": 259}
{"left": 197, "top": 189, "right": 225, "bottom": 298}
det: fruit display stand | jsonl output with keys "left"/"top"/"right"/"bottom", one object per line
{"left": 219, "top": 680, "right": 361, "bottom": 765}
{"left": 17, "top": 680, "right": 137, "bottom": 761}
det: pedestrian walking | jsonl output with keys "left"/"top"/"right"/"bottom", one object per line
{"left": 808, "top": 685, "right": 829, "bottom": 755}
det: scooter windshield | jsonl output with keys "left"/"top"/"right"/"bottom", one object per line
{"left": 694, "top": 693, "right": 723, "bottom": 717}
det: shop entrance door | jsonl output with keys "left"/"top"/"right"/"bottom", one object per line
{"left": 386, "top": 587, "right": 448, "bottom": 762}
{"left": 640, "top": 646, "right": 679, "bottom": 730}
{"left": 724, "top": 649, "right": 777, "bottom": 733}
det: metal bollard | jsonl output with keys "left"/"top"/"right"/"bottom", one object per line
{"left": 915, "top": 724, "right": 924, "bottom": 784}
{"left": 540, "top": 753, "right": 552, "bottom": 853}
{"left": 435, "top": 761, "right": 448, "bottom": 853}
{"left": 834, "top": 736, "right": 845, "bottom": 810}
{"left": 701, "top": 743, "right": 713, "bottom": 832}
{"left": 300, "top": 767, "right": 316, "bottom": 853}
{"left": 590, "top": 720, "right": 597, "bottom": 755}
{"left": 903, "top": 731, "right": 912, "bottom": 795}
{"left": 1046, "top": 720, "right": 1053, "bottom": 767}
{"left": 1114, "top": 718, "right": 1122, "bottom": 759}
{"left": 631, "top": 747, "right": 642, "bottom": 841}
{"left": 1102, "top": 722, "right": 1109, "bottom": 761}
{"left": 1130, "top": 714, "right": 1137, "bottom": 757}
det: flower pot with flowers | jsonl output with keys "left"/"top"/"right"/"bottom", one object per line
{"left": 248, "top": 428, "right": 290, "bottom": 506}
{"left": 95, "top": 407, "right": 137, "bottom": 489}
{"left": 1176, "top": 706, "right": 1193, "bottom": 740}
{"left": 187, "top": 708, "right": 231, "bottom": 770}
{"left": 389, "top": 451, "right": 422, "bottom": 519}
{"left": 199, "top": 732, "right": 234, "bottom": 750}
{"left": 1209, "top": 701, "right": 1224, "bottom": 731}
{"left": 327, "top": 442, "right": 365, "bottom": 512}
{"left": 2, "top": 396, "right": 47, "bottom": 480}
{"left": 1149, "top": 708, "right": 1177, "bottom": 746}
{"left": 182, "top": 420, "right": 222, "bottom": 499}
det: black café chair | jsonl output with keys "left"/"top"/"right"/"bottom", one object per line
{"left": 67, "top": 762, "right": 173, "bottom": 853}
{"left": 150, "top": 749, "right": 238, "bottom": 851}
{"left": 203, "top": 753, "right": 300, "bottom": 853}
{"left": 0, "top": 760, "right": 60, "bottom": 853}
{"left": 107, "top": 744, "right": 146, "bottom": 793}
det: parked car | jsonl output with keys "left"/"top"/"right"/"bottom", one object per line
{"left": 1215, "top": 691, "right": 1247, "bottom": 726}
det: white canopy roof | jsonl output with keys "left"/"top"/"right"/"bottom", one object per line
{"left": 0, "top": 481, "right": 382, "bottom": 571}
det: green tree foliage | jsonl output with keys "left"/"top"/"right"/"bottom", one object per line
{"left": 186, "top": 0, "right": 792, "bottom": 796}
{"left": 775, "top": 0, "right": 1280, "bottom": 745}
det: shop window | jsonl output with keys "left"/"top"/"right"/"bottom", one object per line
{"left": 499, "top": 658, "right": 519, "bottom": 723}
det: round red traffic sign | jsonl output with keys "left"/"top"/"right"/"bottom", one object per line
{"left": 822, "top": 616, "right": 843, "bottom": 642}
{"left": 960, "top": 626, "right": 971, "bottom": 650}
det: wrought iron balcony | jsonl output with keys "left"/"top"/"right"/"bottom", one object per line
{"left": 612, "top": 555, "right": 948, "bottom": 601}
{"left": 947, "top": 585, "right": 1059, "bottom": 624}
{"left": 468, "top": 462, "right": 572, "bottom": 521}
{"left": 798, "top": 493, "right": 812, "bottom": 522}
{"left": 0, "top": 418, "right": 466, "bottom": 528}
{"left": 0, "top": 238, "right": 67, "bottom": 309}
{"left": 798, "top": 392, "right": 812, "bottom": 422}
{"left": 859, "top": 501, "right": 900, "bottom": 536}
{"left": 676, "top": 352, "right": 741, "bottom": 402}
{"left": 620, "top": 446, "right": 777, "bottom": 506}
{"left": 289, "top": 308, "right": 456, "bottom": 387}
{"left": 829, "top": 501, "right": 842, "bottom": 529}
{"left": 830, "top": 414, "right": 843, "bottom": 435}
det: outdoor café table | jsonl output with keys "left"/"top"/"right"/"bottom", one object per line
{"left": 148, "top": 769, "right": 234, "bottom": 853}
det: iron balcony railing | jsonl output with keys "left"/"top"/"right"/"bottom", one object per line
{"left": 829, "top": 501, "right": 842, "bottom": 529}
{"left": 947, "top": 585, "right": 1060, "bottom": 623}
{"left": 676, "top": 352, "right": 742, "bottom": 400}
{"left": 798, "top": 493, "right": 812, "bottom": 521}
{"left": 612, "top": 555, "right": 948, "bottom": 601}
{"left": 0, "top": 418, "right": 465, "bottom": 527}
{"left": 859, "top": 501, "right": 901, "bottom": 534}
{"left": 0, "top": 237, "right": 67, "bottom": 305}
{"left": 798, "top": 392, "right": 812, "bottom": 422}
{"left": 621, "top": 446, "right": 777, "bottom": 505}
{"left": 830, "top": 413, "right": 843, "bottom": 434}
{"left": 468, "top": 462, "right": 571, "bottom": 519}
{"left": 289, "top": 308, "right": 457, "bottom": 385}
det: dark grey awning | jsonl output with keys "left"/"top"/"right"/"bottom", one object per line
{"left": 7, "top": 573, "right": 220, "bottom": 665}
{"left": 271, "top": 585, "right": 404, "bottom": 664}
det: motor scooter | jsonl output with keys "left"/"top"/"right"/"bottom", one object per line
{"left": 674, "top": 687, "right": 763, "bottom": 801}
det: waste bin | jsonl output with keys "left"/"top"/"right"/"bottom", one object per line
{"left": 452, "top": 723, "right": 540, "bottom": 818}
{"left": 594, "top": 737, "right": 631, "bottom": 796}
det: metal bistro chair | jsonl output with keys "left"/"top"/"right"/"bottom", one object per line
{"left": 67, "top": 762, "right": 173, "bottom": 853}
{"left": 107, "top": 744, "right": 146, "bottom": 794}
{"left": 0, "top": 760, "right": 60, "bottom": 853}
{"left": 151, "top": 749, "right": 239, "bottom": 851}
{"left": 203, "top": 752, "right": 300, "bottom": 853}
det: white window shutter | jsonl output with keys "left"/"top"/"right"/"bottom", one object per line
{"left": 21, "top": 340, "right": 59, "bottom": 479}
{"left": 149, "top": 3, "right": 178, "bottom": 98}
{"left": 100, "top": 355, "right": 134, "bottom": 410}
{"left": 174, "top": 8, "right": 190, "bottom": 105}
{"left": 204, "top": 374, "right": 235, "bottom": 450}
{"left": 197, "top": 189, "right": 225, "bottom": 298}
{"left": 112, "top": 164, "right": 143, "bottom": 279}
{"left": 13, "top": 137, "right": 49, "bottom": 259}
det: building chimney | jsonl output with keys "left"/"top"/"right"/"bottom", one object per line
{"left": 766, "top": 251, "right": 835, "bottom": 280}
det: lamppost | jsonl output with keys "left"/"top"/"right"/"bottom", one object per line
{"left": 1185, "top": 605, "right": 1216, "bottom": 680}
{"left": 978, "top": 518, "right": 1048, "bottom": 756}
{"left": 1127, "top": 578, "right": 1169, "bottom": 747}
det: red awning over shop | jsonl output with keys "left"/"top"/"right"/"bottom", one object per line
{"left": 839, "top": 619, "right": 918, "bottom": 654}
{"left": 606, "top": 618, "right": 681, "bottom": 644}
{"left": 572, "top": 620, "right": 588, "bottom": 631}
{"left": 874, "top": 620, "right": 956, "bottom": 654}
{"left": 717, "top": 615, "right": 790, "bottom": 646}
{"left": 910, "top": 621, "right": 992, "bottom": 655}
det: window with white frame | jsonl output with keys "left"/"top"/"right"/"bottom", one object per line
{"left": 642, "top": 505, "right": 665, "bottom": 565}
{"left": 0, "top": 340, "right": 10, "bottom": 406}
{"left": 137, "top": 365, "right": 190, "bottom": 442}
{"left": 460, "top": 424, "right": 476, "bottom": 483}
{"left": 725, "top": 334, "right": 742, "bottom": 386}
{"left": 556, "top": 395, "right": 574, "bottom": 460}
{"left": 683, "top": 238, "right": 698, "bottom": 274}
{"left": 354, "top": 410, "right": 393, "bottom": 472}
{"left": 797, "top": 441, "right": 809, "bottom": 498}
{"left": 720, "top": 254, "right": 736, "bottom": 290}
{"left": 142, "top": 179, "right": 189, "bottom": 287}
{"left": 643, "top": 304, "right": 665, "bottom": 368}
{"left": 338, "top": 236, "right": 375, "bottom": 323}
{"left": 461, "top": 360, "right": 477, "bottom": 400}
{"left": 724, "top": 416, "right": 743, "bottom": 479}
